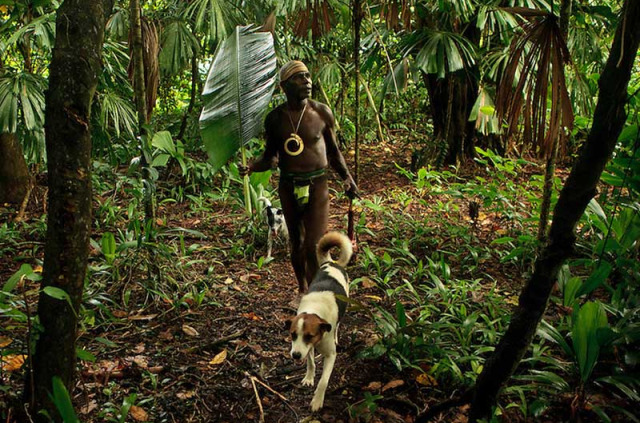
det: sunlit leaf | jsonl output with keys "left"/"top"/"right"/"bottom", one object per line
{"left": 199, "top": 25, "right": 277, "bottom": 172}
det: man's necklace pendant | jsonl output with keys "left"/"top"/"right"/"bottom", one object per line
{"left": 285, "top": 102, "right": 308, "bottom": 157}
{"left": 284, "top": 133, "right": 304, "bottom": 156}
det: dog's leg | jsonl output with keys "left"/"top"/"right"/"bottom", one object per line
{"left": 301, "top": 346, "right": 315, "bottom": 386}
{"left": 334, "top": 323, "right": 340, "bottom": 346}
{"left": 266, "top": 231, "right": 273, "bottom": 258}
{"left": 310, "top": 352, "right": 336, "bottom": 411}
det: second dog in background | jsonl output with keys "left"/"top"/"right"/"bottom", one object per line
{"left": 259, "top": 197, "right": 288, "bottom": 259}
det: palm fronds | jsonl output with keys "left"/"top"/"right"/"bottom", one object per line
{"left": 495, "top": 11, "right": 573, "bottom": 158}
{"left": 0, "top": 71, "right": 46, "bottom": 133}
{"left": 159, "top": 21, "right": 199, "bottom": 77}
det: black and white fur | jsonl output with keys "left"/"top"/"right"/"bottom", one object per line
{"left": 285, "top": 231, "right": 352, "bottom": 411}
{"left": 259, "top": 197, "right": 288, "bottom": 258}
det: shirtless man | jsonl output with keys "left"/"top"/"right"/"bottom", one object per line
{"left": 239, "top": 60, "right": 358, "bottom": 293}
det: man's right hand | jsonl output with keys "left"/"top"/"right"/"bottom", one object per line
{"left": 238, "top": 163, "right": 251, "bottom": 177}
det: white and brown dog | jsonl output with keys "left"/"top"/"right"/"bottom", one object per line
{"left": 285, "top": 231, "right": 352, "bottom": 411}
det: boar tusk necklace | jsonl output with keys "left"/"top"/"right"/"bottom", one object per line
{"left": 284, "top": 102, "right": 307, "bottom": 156}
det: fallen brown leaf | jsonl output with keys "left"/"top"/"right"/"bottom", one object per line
{"left": 382, "top": 379, "right": 404, "bottom": 392}
{"left": 209, "top": 349, "right": 227, "bottom": 366}
{"left": 182, "top": 324, "right": 199, "bottom": 337}
{"left": 130, "top": 405, "right": 148, "bottom": 421}
{"left": 1, "top": 354, "right": 26, "bottom": 372}
{"left": 363, "top": 381, "right": 383, "bottom": 391}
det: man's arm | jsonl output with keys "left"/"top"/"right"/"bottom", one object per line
{"left": 320, "top": 104, "right": 359, "bottom": 198}
{"left": 239, "top": 111, "right": 279, "bottom": 176}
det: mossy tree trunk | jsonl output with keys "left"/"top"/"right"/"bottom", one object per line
{"left": 23, "top": 1, "right": 114, "bottom": 421}
{"left": 0, "top": 133, "right": 31, "bottom": 204}
{"left": 468, "top": 1, "right": 640, "bottom": 421}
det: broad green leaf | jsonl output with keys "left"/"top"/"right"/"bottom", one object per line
{"left": 50, "top": 376, "right": 80, "bottom": 423}
{"left": 43, "top": 286, "right": 71, "bottom": 302}
{"left": 76, "top": 348, "right": 96, "bottom": 362}
{"left": 576, "top": 261, "right": 612, "bottom": 297}
{"left": 151, "top": 131, "right": 175, "bottom": 154}
{"left": 199, "top": 25, "right": 277, "bottom": 172}
{"left": 101, "top": 232, "right": 116, "bottom": 265}
{"left": 4, "top": 264, "right": 34, "bottom": 293}
{"left": 572, "top": 301, "right": 609, "bottom": 383}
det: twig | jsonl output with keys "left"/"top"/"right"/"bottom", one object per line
{"left": 23, "top": 288, "right": 35, "bottom": 409}
{"left": 249, "top": 374, "right": 265, "bottom": 423}
{"left": 249, "top": 373, "right": 289, "bottom": 402}
{"left": 15, "top": 182, "right": 34, "bottom": 222}
{"left": 244, "top": 372, "right": 300, "bottom": 423}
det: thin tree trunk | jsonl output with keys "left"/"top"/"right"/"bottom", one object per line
{"left": 23, "top": 1, "right": 114, "bottom": 421}
{"left": 130, "top": 0, "right": 147, "bottom": 128}
{"left": 129, "top": 0, "right": 155, "bottom": 228}
{"left": 352, "top": 0, "right": 361, "bottom": 185}
{"left": 177, "top": 52, "right": 199, "bottom": 141}
{"left": 0, "top": 133, "right": 31, "bottom": 204}
{"left": 467, "top": 1, "right": 640, "bottom": 421}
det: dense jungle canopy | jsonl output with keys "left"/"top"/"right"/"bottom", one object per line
{"left": 1, "top": 1, "right": 639, "bottom": 422}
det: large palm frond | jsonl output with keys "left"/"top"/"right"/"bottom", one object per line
{"left": 199, "top": 25, "right": 277, "bottom": 172}
{"left": 159, "top": 20, "right": 200, "bottom": 76}
{"left": 414, "top": 30, "right": 477, "bottom": 79}
{"left": 106, "top": 6, "right": 130, "bottom": 41}
{"left": 495, "top": 10, "right": 573, "bottom": 157}
{"left": 0, "top": 70, "right": 46, "bottom": 133}
{"left": 4, "top": 11, "right": 55, "bottom": 51}
{"left": 185, "top": 0, "right": 228, "bottom": 46}
{"left": 98, "top": 91, "right": 137, "bottom": 139}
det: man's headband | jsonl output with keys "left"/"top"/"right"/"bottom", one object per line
{"left": 279, "top": 60, "right": 309, "bottom": 83}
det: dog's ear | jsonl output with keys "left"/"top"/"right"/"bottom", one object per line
{"left": 319, "top": 322, "right": 332, "bottom": 334}
{"left": 284, "top": 318, "right": 292, "bottom": 332}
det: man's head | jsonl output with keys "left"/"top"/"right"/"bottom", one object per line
{"left": 279, "top": 60, "right": 312, "bottom": 100}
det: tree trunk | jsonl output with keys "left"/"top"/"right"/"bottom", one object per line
{"left": 177, "top": 51, "right": 199, "bottom": 141}
{"left": 468, "top": 1, "right": 640, "bottom": 421}
{"left": 129, "top": 0, "right": 155, "bottom": 229}
{"left": 0, "top": 133, "right": 31, "bottom": 204}
{"left": 422, "top": 71, "right": 478, "bottom": 166}
{"left": 23, "top": 1, "right": 114, "bottom": 421}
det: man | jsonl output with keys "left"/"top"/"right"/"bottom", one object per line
{"left": 239, "top": 60, "right": 358, "bottom": 293}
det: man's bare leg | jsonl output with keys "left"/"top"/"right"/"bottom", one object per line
{"left": 302, "top": 177, "right": 329, "bottom": 286}
{"left": 280, "top": 181, "right": 308, "bottom": 293}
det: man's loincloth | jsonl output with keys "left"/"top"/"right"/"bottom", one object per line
{"left": 280, "top": 168, "right": 327, "bottom": 207}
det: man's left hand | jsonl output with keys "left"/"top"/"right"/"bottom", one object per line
{"left": 345, "top": 178, "right": 360, "bottom": 199}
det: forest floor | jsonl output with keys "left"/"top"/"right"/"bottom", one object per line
{"left": 2, "top": 142, "right": 584, "bottom": 423}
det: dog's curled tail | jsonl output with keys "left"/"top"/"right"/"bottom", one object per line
{"left": 316, "top": 231, "right": 352, "bottom": 267}
{"left": 258, "top": 196, "right": 272, "bottom": 208}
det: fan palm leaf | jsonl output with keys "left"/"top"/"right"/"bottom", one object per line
{"left": 159, "top": 20, "right": 200, "bottom": 76}
{"left": 415, "top": 30, "right": 476, "bottom": 79}
{"left": 185, "top": 0, "right": 228, "bottom": 46}
{"left": 0, "top": 71, "right": 46, "bottom": 133}
{"left": 199, "top": 25, "right": 277, "bottom": 172}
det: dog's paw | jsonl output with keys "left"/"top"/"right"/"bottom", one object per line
{"left": 310, "top": 394, "right": 325, "bottom": 411}
{"left": 301, "top": 375, "right": 314, "bottom": 386}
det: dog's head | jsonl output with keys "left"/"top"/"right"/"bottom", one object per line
{"left": 284, "top": 313, "right": 332, "bottom": 361}
{"left": 265, "top": 206, "right": 286, "bottom": 236}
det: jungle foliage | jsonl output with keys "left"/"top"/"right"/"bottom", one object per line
{"left": 0, "top": 0, "right": 639, "bottom": 422}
